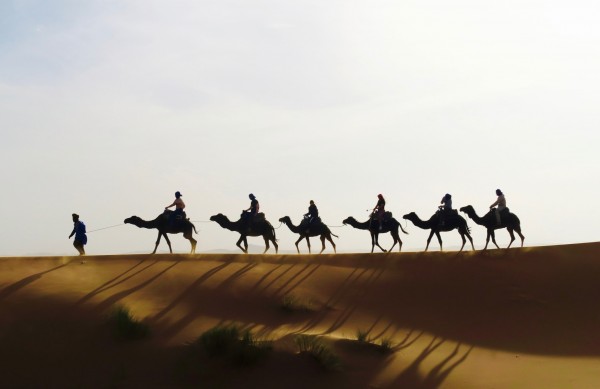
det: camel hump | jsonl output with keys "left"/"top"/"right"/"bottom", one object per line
{"left": 255, "top": 212, "right": 266, "bottom": 222}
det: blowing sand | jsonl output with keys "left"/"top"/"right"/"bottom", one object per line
{"left": 0, "top": 243, "right": 599, "bottom": 388}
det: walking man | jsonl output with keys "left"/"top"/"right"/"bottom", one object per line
{"left": 69, "top": 213, "right": 87, "bottom": 256}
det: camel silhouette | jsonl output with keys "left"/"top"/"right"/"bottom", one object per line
{"left": 460, "top": 205, "right": 525, "bottom": 250}
{"left": 342, "top": 215, "right": 408, "bottom": 253}
{"left": 124, "top": 211, "right": 197, "bottom": 254}
{"left": 402, "top": 211, "right": 474, "bottom": 252}
{"left": 278, "top": 216, "right": 338, "bottom": 254}
{"left": 210, "top": 213, "right": 278, "bottom": 254}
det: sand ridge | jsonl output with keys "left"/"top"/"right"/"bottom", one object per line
{"left": 0, "top": 242, "right": 599, "bottom": 388}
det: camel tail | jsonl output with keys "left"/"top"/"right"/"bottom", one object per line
{"left": 191, "top": 222, "right": 198, "bottom": 234}
{"left": 331, "top": 232, "right": 339, "bottom": 239}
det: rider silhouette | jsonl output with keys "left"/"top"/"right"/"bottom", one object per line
{"left": 439, "top": 193, "right": 452, "bottom": 226}
{"left": 244, "top": 193, "right": 259, "bottom": 226}
{"left": 303, "top": 200, "right": 319, "bottom": 230}
{"left": 165, "top": 191, "right": 185, "bottom": 225}
{"left": 372, "top": 194, "right": 386, "bottom": 231}
{"left": 490, "top": 189, "right": 507, "bottom": 226}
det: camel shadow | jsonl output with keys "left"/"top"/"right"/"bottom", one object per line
{"left": 94, "top": 261, "right": 180, "bottom": 313}
{"left": 76, "top": 258, "right": 151, "bottom": 306}
{"left": 390, "top": 337, "right": 472, "bottom": 388}
{"left": 150, "top": 261, "right": 232, "bottom": 339}
{"left": 216, "top": 262, "right": 258, "bottom": 290}
{"left": 292, "top": 266, "right": 386, "bottom": 335}
{"left": 0, "top": 263, "right": 69, "bottom": 301}
{"left": 273, "top": 263, "right": 321, "bottom": 298}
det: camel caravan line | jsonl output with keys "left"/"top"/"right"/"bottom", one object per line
{"left": 122, "top": 205, "right": 525, "bottom": 255}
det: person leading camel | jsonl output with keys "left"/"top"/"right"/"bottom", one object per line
{"left": 165, "top": 191, "right": 186, "bottom": 224}
{"left": 68, "top": 213, "right": 87, "bottom": 256}
{"left": 372, "top": 194, "right": 386, "bottom": 231}
{"left": 490, "top": 189, "right": 507, "bottom": 226}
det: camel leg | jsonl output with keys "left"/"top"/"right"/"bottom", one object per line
{"left": 435, "top": 231, "right": 443, "bottom": 251}
{"left": 184, "top": 231, "right": 197, "bottom": 254}
{"left": 389, "top": 231, "right": 401, "bottom": 252}
{"left": 236, "top": 236, "right": 248, "bottom": 254}
{"left": 306, "top": 237, "right": 312, "bottom": 254}
{"left": 373, "top": 233, "right": 387, "bottom": 252}
{"left": 153, "top": 231, "right": 163, "bottom": 254}
{"left": 263, "top": 235, "right": 270, "bottom": 254}
{"left": 506, "top": 229, "right": 516, "bottom": 249}
{"left": 272, "top": 238, "right": 278, "bottom": 254}
{"left": 490, "top": 230, "right": 500, "bottom": 249}
{"left": 325, "top": 234, "right": 336, "bottom": 254}
{"left": 319, "top": 236, "right": 326, "bottom": 254}
{"left": 389, "top": 238, "right": 397, "bottom": 252}
{"left": 484, "top": 230, "right": 491, "bottom": 250}
{"left": 163, "top": 233, "right": 173, "bottom": 254}
{"left": 371, "top": 233, "right": 376, "bottom": 253}
{"left": 466, "top": 230, "right": 474, "bottom": 251}
{"left": 425, "top": 230, "right": 436, "bottom": 252}
{"left": 515, "top": 226, "right": 525, "bottom": 247}
{"left": 458, "top": 232, "right": 466, "bottom": 252}
{"left": 294, "top": 236, "right": 304, "bottom": 254}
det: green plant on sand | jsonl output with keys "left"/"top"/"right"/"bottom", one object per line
{"left": 192, "top": 324, "right": 272, "bottom": 366}
{"left": 294, "top": 334, "right": 342, "bottom": 371}
{"left": 108, "top": 305, "right": 150, "bottom": 340}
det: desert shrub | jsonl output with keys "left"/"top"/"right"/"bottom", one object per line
{"left": 379, "top": 337, "right": 394, "bottom": 353}
{"left": 356, "top": 329, "right": 369, "bottom": 343}
{"left": 294, "top": 334, "right": 341, "bottom": 371}
{"left": 193, "top": 325, "right": 272, "bottom": 366}
{"left": 109, "top": 305, "right": 149, "bottom": 340}
{"left": 281, "top": 294, "right": 316, "bottom": 312}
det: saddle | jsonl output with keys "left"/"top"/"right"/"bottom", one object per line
{"left": 370, "top": 211, "right": 392, "bottom": 221}
{"left": 490, "top": 207, "right": 509, "bottom": 222}
{"left": 164, "top": 210, "right": 187, "bottom": 227}
{"left": 241, "top": 211, "right": 266, "bottom": 224}
{"left": 300, "top": 216, "right": 321, "bottom": 228}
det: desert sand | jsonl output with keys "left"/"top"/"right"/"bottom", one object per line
{"left": 1, "top": 242, "right": 599, "bottom": 388}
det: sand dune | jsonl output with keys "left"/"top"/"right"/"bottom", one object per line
{"left": 1, "top": 243, "right": 599, "bottom": 388}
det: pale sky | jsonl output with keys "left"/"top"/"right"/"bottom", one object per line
{"left": 1, "top": 0, "right": 598, "bottom": 255}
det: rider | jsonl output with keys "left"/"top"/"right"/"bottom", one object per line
{"left": 244, "top": 193, "right": 259, "bottom": 224}
{"left": 304, "top": 200, "right": 319, "bottom": 226}
{"left": 439, "top": 193, "right": 452, "bottom": 226}
{"left": 165, "top": 191, "right": 185, "bottom": 220}
{"left": 489, "top": 189, "right": 507, "bottom": 226}
{"left": 372, "top": 194, "right": 386, "bottom": 231}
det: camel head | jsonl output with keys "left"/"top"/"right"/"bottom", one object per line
{"left": 402, "top": 212, "right": 417, "bottom": 221}
{"left": 342, "top": 216, "right": 357, "bottom": 225}
{"left": 279, "top": 216, "right": 291, "bottom": 224}
{"left": 209, "top": 213, "right": 229, "bottom": 224}
{"left": 124, "top": 216, "right": 142, "bottom": 225}
{"left": 459, "top": 205, "right": 475, "bottom": 216}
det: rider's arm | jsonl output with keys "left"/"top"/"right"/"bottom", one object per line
{"left": 165, "top": 200, "right": 176, "bottom": 209}
{"left": 490, "top": 198, "right": 499, "bottom": 208}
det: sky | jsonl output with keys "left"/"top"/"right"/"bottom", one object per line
{"left": 1, "top": 0, "right": 599, "bottom": 255}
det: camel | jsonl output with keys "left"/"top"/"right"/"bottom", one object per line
{"left": 124, "top": 210, "right": 197, "bottom": 254}
{"left": 342, "top": 215, "right": 408, "bottom": 253}
{"left": 403, "top": 211, "right": 474, "bottom": 252}
{"left": 278, "top": 216, "right": 338, "bottom": 254}
{"left": 210, "top": 213, "right": 278, "bottom": 254}
{"left": 460, "top": 205, "right": 525, "bottom": 250}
